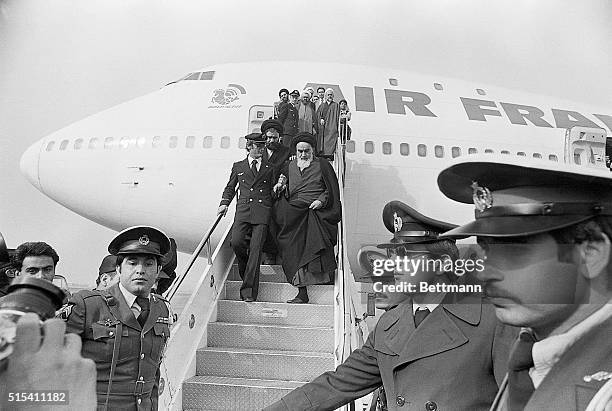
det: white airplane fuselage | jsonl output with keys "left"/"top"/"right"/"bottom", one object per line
{"left": 19, "top": 62, "right": 612, "bottom": 279}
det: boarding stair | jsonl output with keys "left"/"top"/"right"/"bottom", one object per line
{"left": 158, "top": 124, "right": 368, "bottom": 410}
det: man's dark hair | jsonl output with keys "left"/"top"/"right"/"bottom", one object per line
{"left": 12, "top": 242, "right": 59, "bottom": 271}
{"left": 394, "top": 239, "right": 460, "bottom": 262}
{"left": 278, "top": 88, "right": 289, "bottom": 98}
{"left": 317, "top": 87, "right": 325, "bottom": 93}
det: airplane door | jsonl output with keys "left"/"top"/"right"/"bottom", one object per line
{"left": 248, "top": 105, "right": 274, "bottom": 133}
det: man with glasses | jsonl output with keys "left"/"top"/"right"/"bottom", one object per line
{"left": 218, "top": 133, "right": 276, "bottom": 302}
{"left": 437, "top": 155, "right": 612, "bottom": 411}
{"left": 265, "top": 200, "right": 515, "bottom": 411}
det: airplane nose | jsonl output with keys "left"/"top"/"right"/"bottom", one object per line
{"left": 20, "top": 140, "right": 42, "bottom": 191}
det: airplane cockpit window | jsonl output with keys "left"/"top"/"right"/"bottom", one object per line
{"left": 221, "top": 136, "right": 230, "bottom": 149}
{"left": 549, "top": 154, "right": 558, "bottom": 161}
{"left": 468, "top": 148, "right": 477, "bottom": 154}
{"left": 501, "top": 150, "right": 510, "bottom": 155}
{"left": 364, "top": 141, "right": 374, "bottom": 154}
{"left": 484, "top": 149, "right": 494, "bottom": 154}
{"left": 59, "top": 140, "right": 69, "bottom": 151}
{"left": 434, "top": 145, "right": 444, "bottom": 158}
{"left": 184, "top": 72, "right": 200, "bottom": 81}
{"left": 451, "top": 147, "right": 461, "bottom": 158}
{"left": 74, "top": 138, "right": 83, "bottom": 150}
{"left": 45, "top": 141, "right": 55, "bottom": 152}
{"left": 169, "top": 136, "right": 178, "bottom": 149}
{"left": 400, "top": 143, "right": 409, "bottom": 156}
{"left": 200, "top": 71, "right": 215, "bottom": 80}
{"left": 417, "top": 144, "right": 427, "bottom": 157}
{"left": 346, "top": 140, "right": 355, "bottom": 153}
{"left": 533, "top": 153, "right": 542, "bottom": 159}
{"left": 517, "top": 151, "right": 526, "bottom": 156}
{"left": 136, "top": 137, "right": 146, "bottom": 148}
{"left": 382, "top": 142, "right": 392, "bottom": 155}
{"left": 476, "top": 88, "right": 486, "bottom": 96}
{"left": 186, "top": 136, "right": 195, "bottom": 149}
{"left": 88, "top": 138, "right": 99, "bottom": 150}
{"left": 104, "top": 137, "right": 114, "bottom": 149}
{"left": 434, "top": 83, "right": 443, "bottom": 91}
{"left": 152, "top": 136, "right": 162, "bottom": 148}
{"left": 203, "top": 136, "right": 213, "bottom": 148}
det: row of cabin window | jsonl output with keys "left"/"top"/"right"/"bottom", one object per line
{"left": 345, "top": 140, "right": 559, "bottom": 161}
{"left": 45, "top": 135, "right": 248, "bottom": 152}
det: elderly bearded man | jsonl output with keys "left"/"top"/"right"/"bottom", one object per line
{"left": 272, "top": 132, "right": 341, "bottom": 303}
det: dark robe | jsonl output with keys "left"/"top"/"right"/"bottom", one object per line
{"left": 274, "top": 157, "right": 341, "bottom": 286}
{"left": 316, "top": 101, "right": 339, "bottom": 156}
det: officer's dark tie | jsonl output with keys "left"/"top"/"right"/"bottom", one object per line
{"left": 507, "top": 330, "right": 536, "bottom": 411}
{"left": 413, "top": 307, "right": 430, "bottom": 328}
{"left": 251, "top": 159, "right": 258, "bottom": 177}
{"left": 136, "top": 296, "right": 150, "bottom": 327}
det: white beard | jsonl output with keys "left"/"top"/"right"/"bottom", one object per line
{"left": 297, "top": 158, "right": 312, "bottom": 171}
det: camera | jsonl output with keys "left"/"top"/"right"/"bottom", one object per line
{"left": 0, "top": 276, "right": 66, "bottom": 367}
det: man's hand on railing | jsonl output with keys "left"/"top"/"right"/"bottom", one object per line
{"left": 217, "top": 205, "right": 228, "bottom": 217}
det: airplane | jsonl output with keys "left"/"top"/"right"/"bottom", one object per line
{"left": 19, "top": 61, "right": 612, "bottom": 282}
{"left": 17, "top": 61, "right": 612, "bottom": 409}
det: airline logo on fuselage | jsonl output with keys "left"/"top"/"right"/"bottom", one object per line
{"left": 209, "top": 83, "right": 246, "bottom": 108}
{"left": 302, "top": 82, "right": 612, "bottom": 132}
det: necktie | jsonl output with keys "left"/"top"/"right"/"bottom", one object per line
{"left": 251, "top": 159, "right": 258, "bottom": 177}
{"left": 136, "top": 296, "right": 150, "bottom": 327}
{"left": 414, "top": 307, "right": 430, "bottom": 328}
{"left": 507, "top": 330, "right": 536, "bottom": 411}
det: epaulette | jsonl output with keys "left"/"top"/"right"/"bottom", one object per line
{"left": 75, "top": 289, "right": 118, "bottom": 307}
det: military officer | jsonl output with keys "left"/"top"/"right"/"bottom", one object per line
{"left": 218, "top": 132, "right": 276, "bottom": 302}
{"left": 264, "top": 201, "right": 515, "bottom": 411}
{"left": 437, "top": 155, "right": 612, "bottom": 411}
{"left": 60, "top": 226, "right": 172, "bottom": 410}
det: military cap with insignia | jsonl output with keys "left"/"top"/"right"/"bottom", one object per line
{"left": 290, "top": 89, "right": 300, "bottom": 97}
{"left": 108, "top": 225, "right": 171, "bottom": 257}
{"left": 261, "top": 119, "right": 284, "bottom": 135}
{"left": 437, "top": 155, "right": 612, "bottom": 238}
{"left": 98, "top": 255, "right": 118, "bottom": 275}
{"left": 245, "top": 132, "right": 266, "bottom": 144}
{"left": 377, "top": 200, "right": 458, "bottom": 248}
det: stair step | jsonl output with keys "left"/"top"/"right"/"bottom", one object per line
{"left": 207, "top": 322, "right": 334, "bottom": 353}
{"left": 223, "top": 281, "right": 333, "bottom": 304}
{"left": 182, "top": 375, "right": 303, "bottom": 411}
{"left": 229, "top": 264, "right": 287, "bottom": 283}
{"left": 217, "top": 300, "right": 333, "bottom": 327}
{"left": 196, "top": 347, "right": 334, "bottom": 381}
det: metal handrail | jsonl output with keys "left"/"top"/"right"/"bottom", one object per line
{"left": 164, "top": 195, "right": 234, "bottom": 301}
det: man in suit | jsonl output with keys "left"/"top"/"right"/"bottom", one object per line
{"left": 60, "top": 225, "right": 172, "bottom": 410}
{"left": 265, "top": 201, "right": 515, "bottom": 411}
{"left": 218, "top": 133, "right": 275, "bottom": 302}
{"left": 277, "top": 90, "right": 299, "bottom": 148}
{"left": 437, "top": 155, "right": 612, "bottom": 411}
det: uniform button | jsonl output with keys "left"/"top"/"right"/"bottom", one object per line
{"left": 396, "top": 395, "right": 406, "bottom": 407}
{"left": 259, "top": 189, "right": 262, "bottom": 192}
{"left": 140, "top": 353, "right": 145, "bottom": 359}
{"left": 258, "top": 200, "right": 262, "bottom": 203}
{"left": 137, "top": 398, "right": 142, "bottom": 405}
{"left": 249, "top": 199, "right": 253, "bottom": 202}
{"left": 250, "top": 188, "right": 253, "bottom": 191}
{"left": 139, "top": 376, "right": 144, "bottom": 381}
{"left": 109, "top": 331, "right": 114, "bottom": 337}
{"left": 425, "top": 400, "right": 437, "bottom": 411}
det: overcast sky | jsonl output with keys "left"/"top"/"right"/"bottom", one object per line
{"left": 1, "top": 0, "right": 611, "bottom": 287}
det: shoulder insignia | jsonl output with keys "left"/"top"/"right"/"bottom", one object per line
{"left": 156, "top": 317, "right": 171, "bottom": 325}
{"left": 584, "top": 371, "right": 612, "bottom": 383}
{"left": 56, "top": 304, "right": 73, "bottom": 321}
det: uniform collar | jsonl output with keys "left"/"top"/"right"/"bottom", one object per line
{"left": 247, "top": 155, "right": 262, "bottom": 165}
{"left": 118, "top": 282, "right": 149, "bottom": 307}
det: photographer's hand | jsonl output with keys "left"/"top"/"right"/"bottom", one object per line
{"left": 0, "top": 314, "right": 96, "bottom": 410}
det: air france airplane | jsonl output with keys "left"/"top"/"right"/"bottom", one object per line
{"left": 19, "top": 61, "right": 612, "bottom": 280}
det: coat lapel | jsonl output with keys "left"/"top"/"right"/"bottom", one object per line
{"left": 107, "top": 283, "right": 141, "bottom": 331}
{"left": 141, "top": 295, "right": 163, "bottom": 334}
{"left": 252, "top": 160, "right": 271, "bottom": 185}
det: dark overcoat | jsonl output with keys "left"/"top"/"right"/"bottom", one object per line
{"left": 265, "top": 294, "right": 516, "bottom": 411}
{"left": 490, "top": 316, "right": 612, "bottom": 411}
{"left": 220, "top": 158, "right": 275, "bottom": 225}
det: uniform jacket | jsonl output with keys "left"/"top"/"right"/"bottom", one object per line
{"left": 61, "top": 283, "right": 170, "bottom": 411}
{"left": 277, "top": 101, "right": 298, "bottom": 137}
{"left": 265, "top": 294, "right": 515, "bottom": 411}
{"left": 490, "top": 316, "right": 612, "bottom": 411}
{"left": 263, "top": 145, "right": 291, "bottom": 172}
{"left": 220, "top": 157, "right": 275, "bottom": 225}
